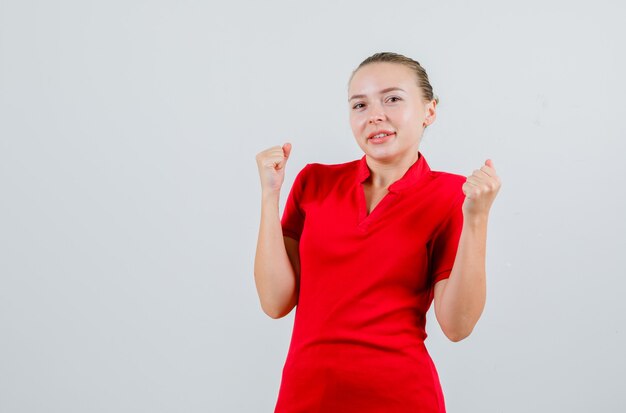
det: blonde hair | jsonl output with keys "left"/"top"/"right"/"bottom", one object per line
{"left": 349, "top": 52, "right": 439, "bottom": 105}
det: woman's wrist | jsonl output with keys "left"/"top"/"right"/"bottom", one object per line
{"left": 261, "top": 191, "right": 281, "bottom": 214}
{"left": 463, "top": 213, "right": 489, "bottom": 229}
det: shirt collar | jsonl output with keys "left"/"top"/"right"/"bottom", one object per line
{"left": 356, "top": 151, "right": 431, "bottom": 192}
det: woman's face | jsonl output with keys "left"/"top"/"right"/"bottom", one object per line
{"left": 348, "top": 62, "right": 436, "bottom": 163}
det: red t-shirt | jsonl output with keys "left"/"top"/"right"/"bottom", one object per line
{"left": 275, "top": 151, "right": 465, "bottom": 413}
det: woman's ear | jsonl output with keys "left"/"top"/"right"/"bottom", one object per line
{"left": 423, "top": 100, "right": 437, "bottom": 127}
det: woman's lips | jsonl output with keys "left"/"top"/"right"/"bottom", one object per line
{"left": 369, "top": 132, "right": 395, "bottom": 144}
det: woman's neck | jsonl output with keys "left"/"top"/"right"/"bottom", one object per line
{"left": 364, "top": 151, "right": 419, "bottom": 188}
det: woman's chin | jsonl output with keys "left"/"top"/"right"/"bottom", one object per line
{"left": 364, "top": 149, "right": 396, "bottom": 162}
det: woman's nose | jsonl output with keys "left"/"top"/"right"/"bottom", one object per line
{"left": 368, "top": 108, "right": 386, "bottom": 124}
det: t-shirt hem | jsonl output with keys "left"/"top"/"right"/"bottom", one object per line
{"left": 282, "top": 228, "right": 301, "bottom": 241}
{"left": 432, "top": 270, "right": 452, "bottom": 284}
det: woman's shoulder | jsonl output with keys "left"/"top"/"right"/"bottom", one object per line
{"left": 290, "top": 159, "right": 359, "bottom": 197}
{"left": 300, "top": 158, "right": 360, "bottom": 178}
{"left": 428, "top": 169, "right": 466, "bottom": 184}
{"left": 425, "top": 168, "right": 466, "bottom": 204}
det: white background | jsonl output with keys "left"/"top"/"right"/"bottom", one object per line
{"left": 1, "top": 0, "right": 625, "bottom": 411}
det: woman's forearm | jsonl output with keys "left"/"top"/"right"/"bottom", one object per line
{"left": 436, "top": 215, "right": 488, "bottom": 341}
{"left": 254, "top": 191, "right": 298, "bottom": 319}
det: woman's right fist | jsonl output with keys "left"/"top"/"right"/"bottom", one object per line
{"left": 255, "top": 142, "right": 292, "bottom": 194}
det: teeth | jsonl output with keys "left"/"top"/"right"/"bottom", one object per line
{"left": 372, "top": 133, "right": 393, "bottom": 139}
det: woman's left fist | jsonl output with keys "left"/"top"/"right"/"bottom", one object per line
{"left": 462, "top": 159, "right": 502, "bottom": 218}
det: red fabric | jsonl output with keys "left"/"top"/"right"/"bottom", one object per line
{"left": 276, "top": 151, "right": 465, "bottom": 413}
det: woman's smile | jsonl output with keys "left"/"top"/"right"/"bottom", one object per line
{"left": 369, "top": 132, "right": 395, "bottom": 144}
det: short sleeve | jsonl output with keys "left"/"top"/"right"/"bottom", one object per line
{"left": 429, "top": 194, "right": 465, "bottom": 285}
{"left": 281, "top": 164, "right": 311, "bottom": 241}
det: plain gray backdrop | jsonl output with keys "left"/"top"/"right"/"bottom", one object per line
{"left": 1, "top": 0, "right": 624, "bottom": 411}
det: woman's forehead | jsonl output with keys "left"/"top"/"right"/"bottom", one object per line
{"left": 349, "top": 63, "right": 418, "bottom": 95}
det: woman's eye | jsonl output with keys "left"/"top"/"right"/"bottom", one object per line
{"left": 387, "top": 96, "right": 401, "bottom": 103}
{"left": 353, "top": 103, "right": 365, "bottom": 110}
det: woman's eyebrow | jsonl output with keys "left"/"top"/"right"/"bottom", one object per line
{"left": 348, "top": 87, "right": 406, "bottom": 101}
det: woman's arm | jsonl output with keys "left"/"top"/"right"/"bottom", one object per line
{"left": 433, "top": 159, "right": 501, "bottom": 342}
{"left": 253, "top": 143, "right": 300, "bottom": 319}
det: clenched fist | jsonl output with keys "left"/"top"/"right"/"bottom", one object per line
{"left": 255, "top": 142, "right": 292, "bottom": 195}
{"left": 462, "top": 159, "right": 502, "bottom": 219}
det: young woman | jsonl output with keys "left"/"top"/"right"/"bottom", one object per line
{"left": 254, "top": 52, "right": 501, "bottom": 412}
